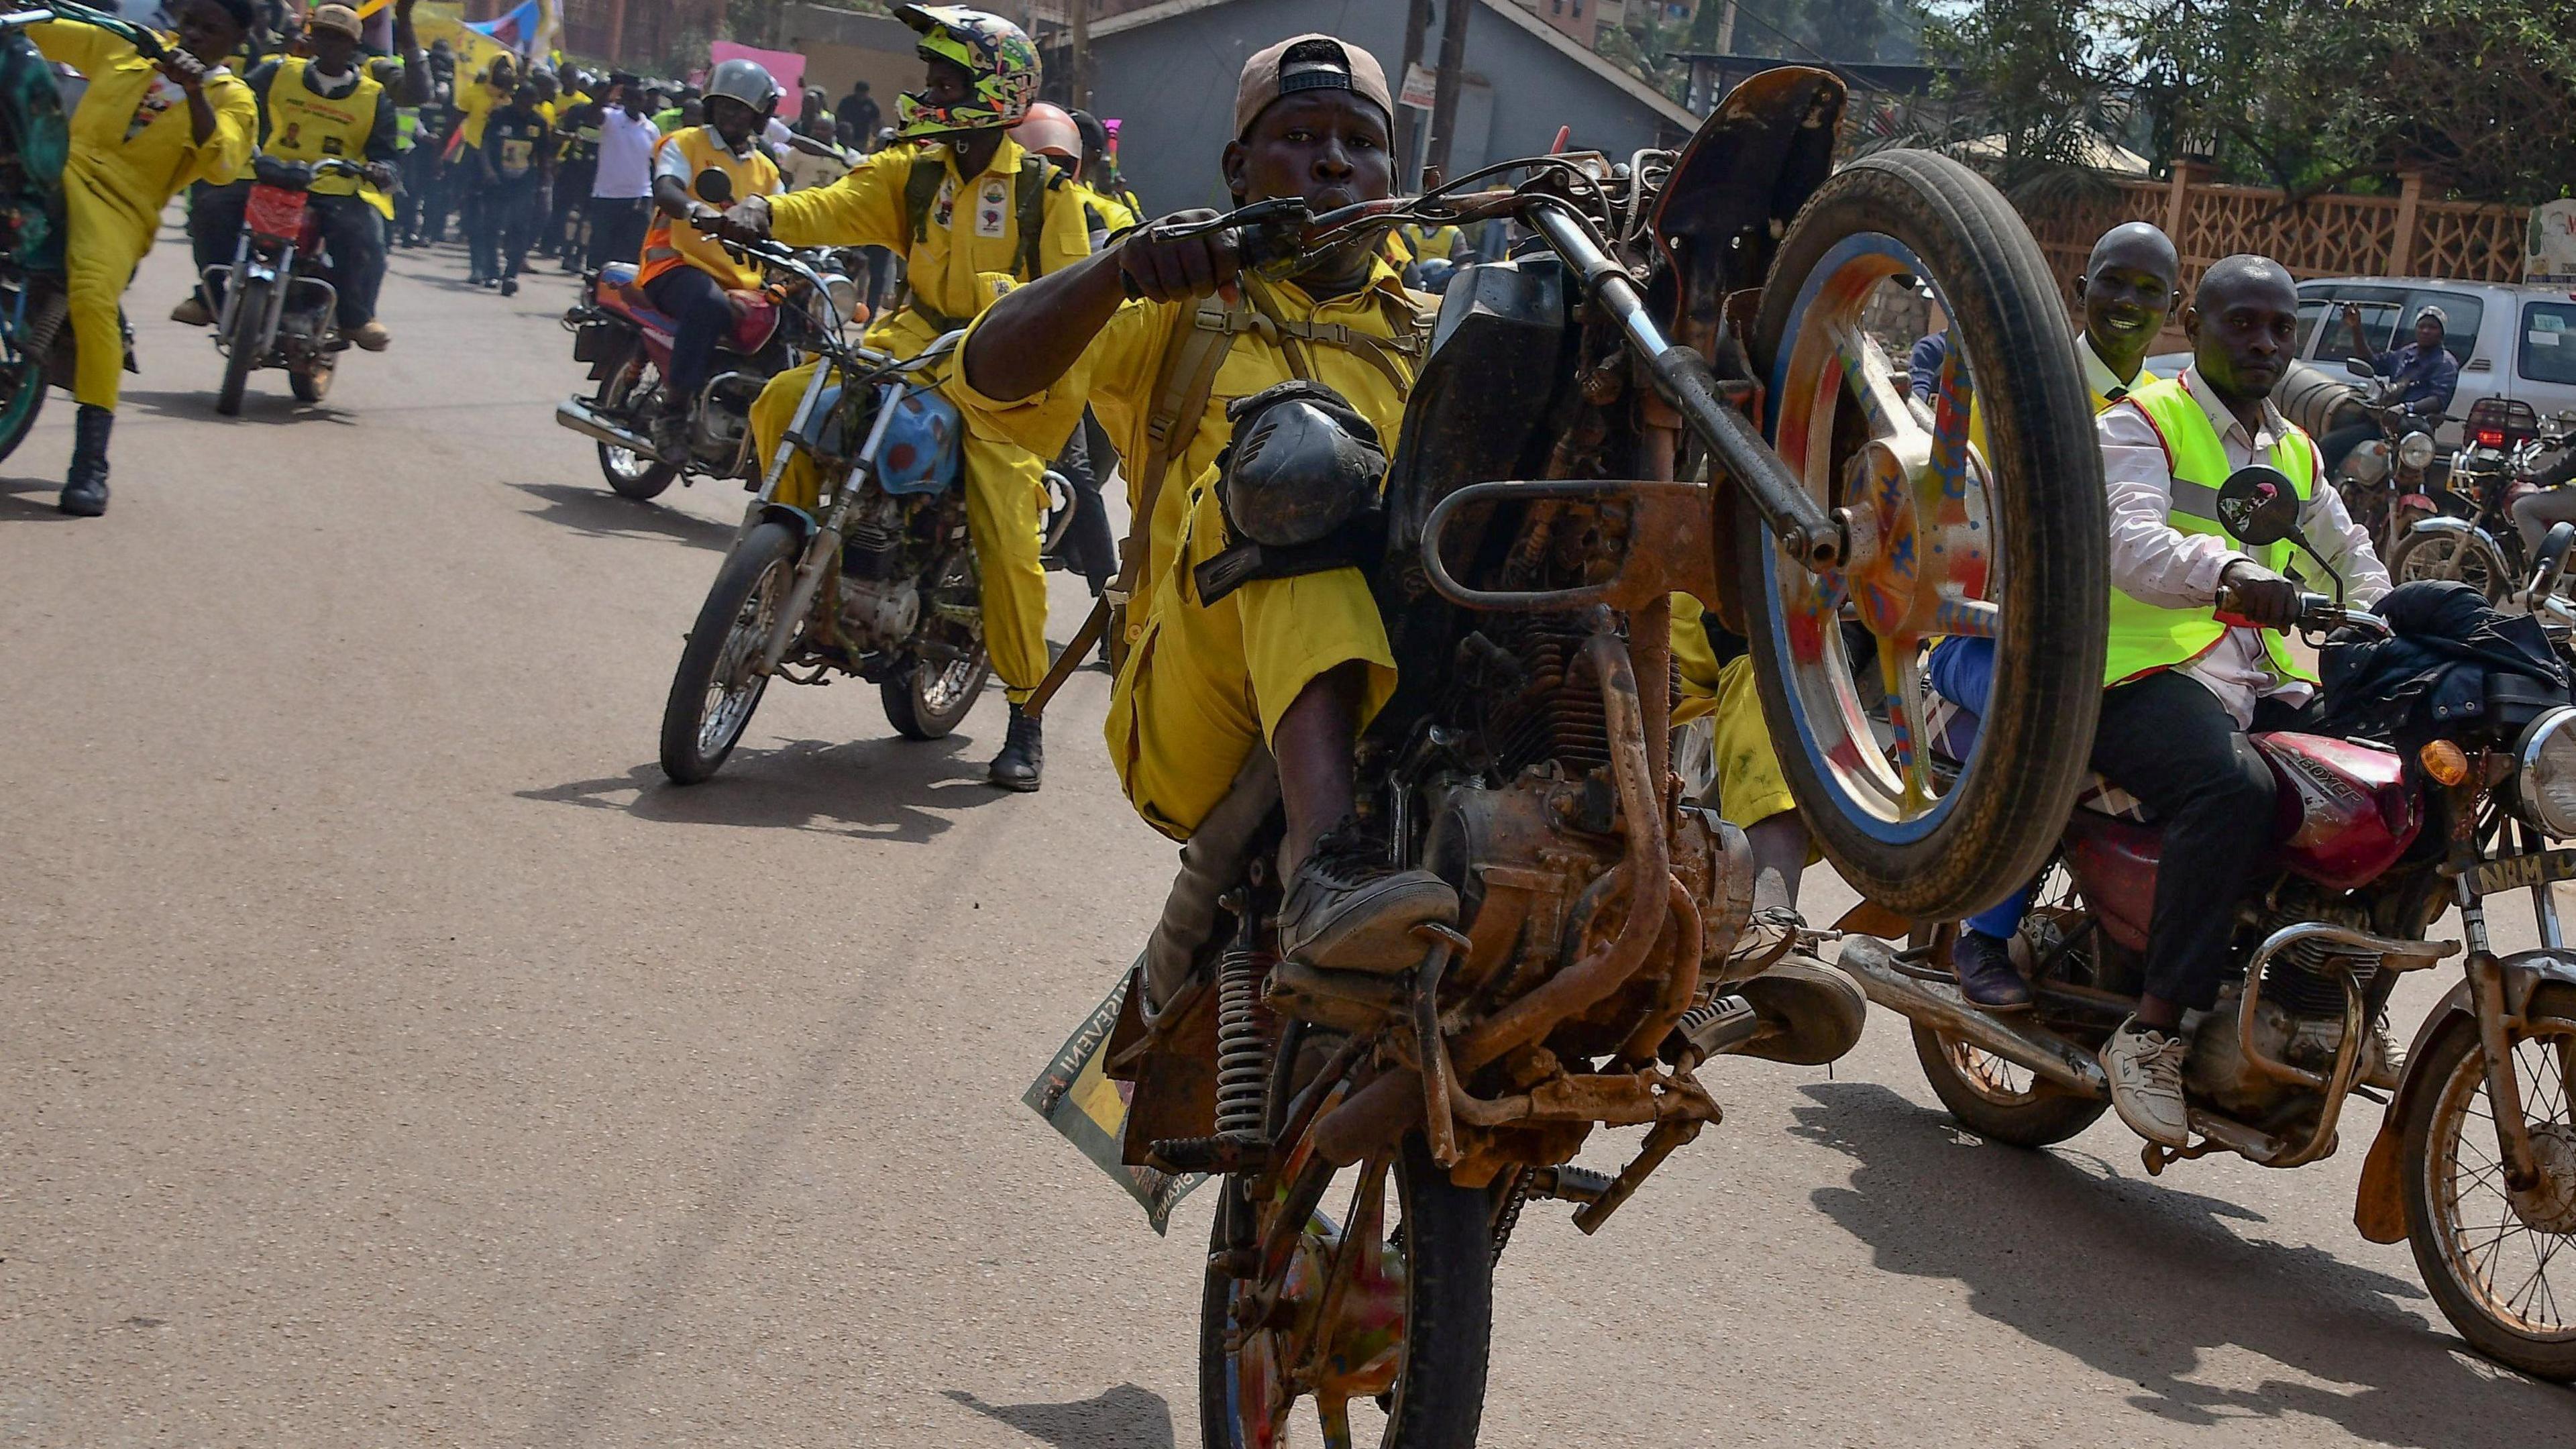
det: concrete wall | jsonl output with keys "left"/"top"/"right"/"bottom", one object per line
{"left": 1089, "top": 0, "right": 1691, "bottom": 215}
{"left": 779, "top": 4, "right": 920, "bottom": 113}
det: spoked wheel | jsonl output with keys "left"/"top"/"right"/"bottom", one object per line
{"left": 883, "top": 547, "right": 991, "bottom": 739}
{"left": 0, "top": 345, "right": 43, "bottom": 464}
{"left": 596, "top": 353, "right": 678, "bottom": 501}
{"left": 2389, "top": 527, "right": 2510, "bottom": 604}
{"left": 659, "top": 521, "right": 800, "bottom": 784}
{"left": 1200, "top": 1122, "right": 1491, "bottom": 1449}
{"left": 1909, "top": 869, "right": 2113, "bottom": 1146}
{"left": 217, "top": 278, "right": 266, "bottom": 417}
{"left": 1744, "top": 150, "right": 2107, "bottom": 918}
{"left": 2401, "top": 982, "right": 2576, "bottom": 1381}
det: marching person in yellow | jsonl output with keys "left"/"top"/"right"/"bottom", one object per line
{"left": 957, "top": 34, "right": 1460, "bottom": 979}
{"left": 716, "top": 4, "right": 1088, "bottom": 792}
{"left": 33, "top": 0, "right": 258, "bottom": 516}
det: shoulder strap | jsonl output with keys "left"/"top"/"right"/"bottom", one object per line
{"left": 1014, "top": 154, "right": 1049, "bottom": 279}
{"left": 1108, "top": 291, "right": 1255, "bottom": 609}
{"left": 903, "top": 152, "right": 945, "bottom": 246}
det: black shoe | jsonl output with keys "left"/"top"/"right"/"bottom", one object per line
{"left": 58, "top": 403, "right": 111, "bottom": 516}
{"left": 647, "top": 409, "right": 690, "bottom": 463}
{"left": 1952, "top": 929, "right": 2034, "bottom": 1012}
{"left": 1277, "top": 820, "right": 1459, "bottom": 975}
{"left": 498, "top": 275, "right": 519, "bottom": 297}
{"left": 987, "top": 704, "right": 1043, "bottom": 792}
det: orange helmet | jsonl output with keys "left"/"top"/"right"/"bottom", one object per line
{"left": 1014, "top": 101, "right": 1082, "bottom": 168}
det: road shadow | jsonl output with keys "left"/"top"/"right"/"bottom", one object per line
{"left": 0, "top": 473, "right": 73, "bottom": 521}
{"left": 1789, "top": 1080, "right": 2573, "bottom": 1444}
{"left": 116, "top": 387, "right": 356, "bottom": 429}
{"left": 508, "top": 480, "right": 733, "bottom": 551}
{"left": 517, "top": 732, "right": 1006, "bottom": 845}
{"left": 941, "top": 1385, "right": 1176, "bottom": 1448}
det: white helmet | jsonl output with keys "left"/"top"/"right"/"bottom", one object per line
{"left": 704, "top": 58, "right": 782, "bottom": 120}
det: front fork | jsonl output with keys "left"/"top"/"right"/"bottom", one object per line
{"left": 751, "top": 371, "right": 905, "bottom": 676}
{"left": 2458, "top": 880, "right": 2543, "bottom": 1193}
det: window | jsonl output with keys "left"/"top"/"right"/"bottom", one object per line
{"left": 2522, "top": 303, "right": 2576, "bottom": 386}
{"left": 2408, "top": 288, "right": 2483, "bottom": 366}
{"left": 2308, "top": 285, "right": 2408, "bottom": 362}
{"left": 2295, "top": 297, "right": 2332, "bottom": 356}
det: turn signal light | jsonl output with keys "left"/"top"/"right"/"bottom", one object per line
{"left": 2420, "top": 740, "right": 2472, "bottom": 786}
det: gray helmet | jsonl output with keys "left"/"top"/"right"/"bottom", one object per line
{"left": 704, "top": 58, "right": 782, "bottom": 119}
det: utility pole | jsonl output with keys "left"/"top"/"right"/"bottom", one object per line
{"left": 1069, "top": 0, "right": 1091, "bottom": 108}
{"left": 1425, "top": 0, "right": 1470, "bottom": 178}
{"left": 1715, "top": 0, "right": 1739, "bottom": 53}
{"left": 1395, "top": 0, "right": 1431, "bottom": 186}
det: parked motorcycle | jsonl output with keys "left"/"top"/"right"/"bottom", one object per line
{"left": 205, "top": 155, "right": 378, "bottom": 415}
{"left": 1843, "top": 471, "right": 2576, "bottom": 1380}
{"left": 2388, "top": 398, "right": 2576, "bottom": 604}
{"left": 1087, "top": 68, "right": 2116, "bottom": 1446}
{"left": 555, "top": 172, "right": 857, "bottom": 502}
{"left": 655, "top": 237, "right": 989, "bottom": 784}
{"left": 2331, "top": 355, "right": 2445, "bottom": 557}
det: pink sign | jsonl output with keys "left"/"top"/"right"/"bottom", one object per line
{"left": 710, "top": 41, "right": 808, "bottom": 119}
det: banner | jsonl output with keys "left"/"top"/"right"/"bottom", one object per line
{"left": 409, "top": 1, "right": 520, "bottom": 77}
{"left": 1020, "top": 969, "right": 1204, "bottom": 1235}
{"left": 710, "top": 40, "right": 806, "bottom": 119}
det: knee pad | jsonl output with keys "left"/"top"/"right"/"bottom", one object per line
{"left": 1194, "top": 380, "right": 1389, "bottom": 604}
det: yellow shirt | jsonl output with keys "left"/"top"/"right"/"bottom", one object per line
{"left": 32, "top": 21, "right": 256, "bottom": 231}
{"left": 455, "top": 77, "right": 510, "bottom": 147}
{"left": 1074, "top": 179, "right": 1138, "bottom": 236}
{"left": 953, "top": 262, "right": 1424, "bottom": 617}
{"left": 767, "top": 136, "right": 1091, "bottom": 356}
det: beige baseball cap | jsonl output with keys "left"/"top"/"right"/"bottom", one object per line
{"left": 1234, "top": 34, "right": 1392, "bottom": 138}
{"left": 307, "top": 3, "right": 362, "bottom": 39}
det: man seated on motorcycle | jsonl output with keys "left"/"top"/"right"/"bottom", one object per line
{"left": 2317, "top": 303, "right": 2459, "bottom": 476}
{"left": 2091, "top": 254, "right": 2392, "bottom": 1147}
{"left": 175, "top": 1, "right": 421, "bottom": 351}
{"left": 714, "top": 5, "right": 1091, "bottom": 794}
{"left": 32, "top": 0, "right": 259, "bottom": 516}
{"left": 954, "top": 34, "right": 1459, "bottom": 978}
{"left": 1932, "top": 220, "right": 2182, "bottom": 1010}
{"left": 635, "top": 57, "right": 783, "bottom": 458}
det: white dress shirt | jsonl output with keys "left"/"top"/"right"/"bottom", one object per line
{"left": 592, "top": 108, "right": 661, "bottom": 199}
{"left": 2096, "top": 364, "right": 2390, "bottom": 725}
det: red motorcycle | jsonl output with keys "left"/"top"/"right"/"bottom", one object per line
{"left": 206, "top": 155, "right": 372, "bottom": 415}
{"left": 1843, "top": 469, "right": 2576, "bottom": 1380}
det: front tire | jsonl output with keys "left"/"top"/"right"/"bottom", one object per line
{"left": 596, "top": 353, "right": 678, "bottom": 501}
{"left": 659, "top": 521, "right": 800, "bottom": 784}
{"left": 2400, "top": 982, "right": 2576, "bottom": 1381}
{"left": 216, "top": 278, "right": 266, "bottom": 417}
{"left": 880, "top": 648, "right": 989, "bottom": 740}
{"left": 1744, "top": 150, "right": 2106, "bottom": 919}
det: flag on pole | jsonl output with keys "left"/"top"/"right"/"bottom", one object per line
{"left": 465, "top": 0, "right": 544, "bottom": 57}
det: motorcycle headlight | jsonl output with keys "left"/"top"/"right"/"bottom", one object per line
{"left": 2517, "top": 706, "right": 2576, "bottom": 837}
{"left": 2399, "top": 431, "right": 2437, "bottom": 471}
{"left": 821, "top": 274, "right": 863, "bottom": 331}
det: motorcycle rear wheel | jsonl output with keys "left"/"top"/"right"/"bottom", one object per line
{"left": 1743, "top": 150, "right": 2106, "bottom": 919}
{"left": 1199, "top": 1126, "right": 1492, "bottom": 1449}
{"left": 2388, "top": 526, "right": 2510, "bottom": 604}
{"left": 2400, "top": 981, "right": 2576, "bottom": 1382}
{"left": 0, "top": 346, "right": 43, "bottom": 465}
{"left": 1911, "top": 1025, "right": 2109, "bottom": 1148}
{"left": 216, "top": 279, "right": 266, "bottom": 417}
{"left": 660, "top": 520, "right": 798, "bottom": 784}
{"left": 597, "top": 353, "right": 678, "bottom": 501}
{"left": 882, "top": 549, "right": 991, "bottom": 740}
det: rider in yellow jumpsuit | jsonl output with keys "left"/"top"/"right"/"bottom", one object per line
{"left": 719, "top": 5, "right": 1087, "bottom": 792}
{"left": 34, "top": 0, "right": 258, "bottom": 515}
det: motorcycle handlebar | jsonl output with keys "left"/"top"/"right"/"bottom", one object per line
{"left": 2215, "top": 586, "right": 2390, "bottom": 639}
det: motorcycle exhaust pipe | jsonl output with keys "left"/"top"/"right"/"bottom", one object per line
{"left": 555, "top": 397, "right": 657, "bottom": 456}
{"left": 1835, "top": 934, "right": 2110, "bottom": 1097}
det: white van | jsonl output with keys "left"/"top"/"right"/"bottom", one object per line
{"left": 2292, "top": 277, "right": 2576, "bottom": 446}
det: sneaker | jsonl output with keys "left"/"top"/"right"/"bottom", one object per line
{"left": 498, "top": 276, "right": 519, "bottom": 297}
{"left": 1951, "top": 929, "right": 2033, "bottom": 1012}
{"left": 2101, "top": 1018, "right": 2192, "bottom": 1148}
{"left": 349, "top": 320, "right": 392, "bottom": 352}
{"left": 1276, "top": 823, "right": 1458, "bottom": 975}
{"left": 985, "top": 704, "right": 1042, "bottom": 792}
{"left": 1720, "top": 906, "right": 1803, "bottom": 982}
{"left": 2363, "top": 1018, "right": 2406, "bottom": 1092}
{"left": 169, "top": 295, "right": 213, "bottom": 326}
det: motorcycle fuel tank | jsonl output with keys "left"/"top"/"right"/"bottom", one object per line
{"left": 2254, "top": 731, "right": 2422, "bottom": 889}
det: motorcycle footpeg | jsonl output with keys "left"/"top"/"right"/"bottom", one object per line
{"left": 1524, "top": 1165, "right": 1614, "bottom": 1205}
{"left": 1148, "top": 1132, "right": 1269, "bottom": 1176}
{"left": 1662, "top": 995, "right": 1761, "bottom": 1065}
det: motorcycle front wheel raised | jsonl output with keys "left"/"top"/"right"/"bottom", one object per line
{"left": 1741, "top": 149, "right": 2108, "bottom": 919}
{"left": 596, "top": 352, "right": 678, "bottom": 501}
{"left": 2399, "top": 981, "right": 2576, "bottom": 1381}
{"left": 659, "top": 520, "right": 798, "bottom": 784}
{"left": 1199, "top": 1124, "right": 1492, "bottom": 1449}
{"left": 216, "top": 279, "right": 266, "bottom": 417}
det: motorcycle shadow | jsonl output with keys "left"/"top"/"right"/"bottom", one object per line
{"left": 519, "top": 735, "right": 1006, "bottom": 845}
{"left": 939, "top": 1385, "right": 1175, "bottom": 1448}
{"left": 117, "top": 387, "right": 355, "bottom": 427}
{"left": 508, "top": 480, "right": 734, "bottom": 551}
{"left": 1790, "top": 1081, "right": 2573, "bottom": 1437}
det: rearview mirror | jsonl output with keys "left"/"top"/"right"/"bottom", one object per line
{"left": 694, "top": 167, "right": 735, "bottom": 205}
{"left": 2216, "top": 464, "right": 2303, "bottom": 547}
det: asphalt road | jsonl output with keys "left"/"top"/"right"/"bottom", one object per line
{"left": 2, "top": 217, "right": 2570, "bottom": 1448}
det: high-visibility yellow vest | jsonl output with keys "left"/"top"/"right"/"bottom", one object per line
{"left": 266, "top": 57, "right": 381, "bottom": 197}
{"left": 2103, "top": 376, "right": 2320, "bottom": 687}
{"left": 1398, "top": 221, "right": 1461, "bottom": 262}
{"left": 639, "top": 125, "right": 780, "bottom": 290}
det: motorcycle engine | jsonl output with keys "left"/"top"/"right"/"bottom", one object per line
{"left": 834, "top": 492, "right": 921, "bottom": 650}
{"left": 2183, "top": 892, "right": 2384, "bottom": 1118}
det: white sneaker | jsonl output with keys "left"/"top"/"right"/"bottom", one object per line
{"left": 2364, "top": 1019, "right": 2406, "bottom": 1091}
{"left": 2101, "top": 1018, "right": 2192, "bottom": 1148}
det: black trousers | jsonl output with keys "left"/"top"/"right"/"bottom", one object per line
{"left": 549, "top": 160, "right": 594, "bottom": 251}
{"left": 643, "top": 266, "right": 731, "bottom": 404}
{"left": 189, "top": 182, "right": 385, "bottom": 327}
{"left": 584, "top": 196, "right": 651, "bottom": 272}
{"left": 2090, "top": 670, "right": 2316, "bottom": 1012}
{"left": 1050, "top": 406, "right": 1119, "bottom": 594}
{"left": 490, "top": 176, "right": 541, "bottom": 278}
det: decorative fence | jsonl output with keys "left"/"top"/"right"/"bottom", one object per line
{"left": 2017, "top": 166, "right": 2530, "bottom": 341}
